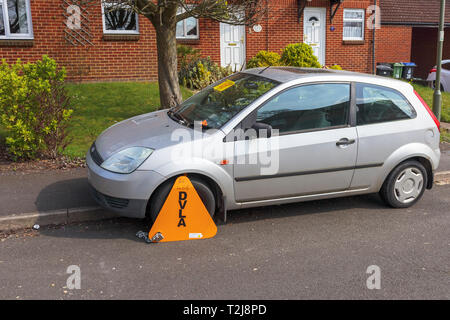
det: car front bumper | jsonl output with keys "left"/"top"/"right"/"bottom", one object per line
{"left": 86, "top": 151, "right": 166, "bottom": 219}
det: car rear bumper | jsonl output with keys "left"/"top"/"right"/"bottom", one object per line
{"left": 86, "top": 151, "right": 166, "bottom": 219}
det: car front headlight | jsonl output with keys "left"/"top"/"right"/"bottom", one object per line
{"left": 101, "top": 147, "right": 154, "bottom": 174}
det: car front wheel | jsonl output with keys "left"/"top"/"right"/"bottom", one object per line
{"left": 148, "top": 176, "right": 216, "bottom": 223}
{"left": 380, "top": 160, "right": 428, "bottom": 208}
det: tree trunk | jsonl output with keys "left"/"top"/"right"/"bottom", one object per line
{"left": 154, "top": 23, "right": 182, "bottom": 109}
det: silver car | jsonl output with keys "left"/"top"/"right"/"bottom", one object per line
{"left": 87, "top": 67, "right": 441, "bottom": 221}
{"left": 427, "top": 59, "right": 450, "bottom": 92}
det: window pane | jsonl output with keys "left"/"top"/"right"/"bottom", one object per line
{"left": 176, "top": 20, "right": 184, "bottom": 37}
{"left": 257, "top": 84, "right": 351, "bottom": 133}
{"left": 173, "top": 73, "right": 279, "bottom": 129}
{"left": 344, "top": 10, "right": 363, "bottom": 19}
{"left": 0, "top": 4, "right": 5, "bottom": 36}
{"left": 343, "top": 21, "right": 363, "bottom": 38}
{"left": 186, "top": 17, "right": 197, "bottom": 36}
{"left": 7, "top": 0, "right": 29, "bottom": 34}
{"left": 104, "top": 6, "right": 137, "bottom": 31}
{"left": 356, "top": 84, "right": 416, "bottom": 125}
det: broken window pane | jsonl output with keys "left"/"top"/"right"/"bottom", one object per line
{"left": 103, "top": 3, "right": 137, "bottom": 31}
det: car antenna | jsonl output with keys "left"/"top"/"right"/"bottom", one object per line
{"left": 258, "top": 66, "right": 270, "bottom": 74}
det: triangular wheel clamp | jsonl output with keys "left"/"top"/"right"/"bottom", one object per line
{"left": 148, "top": 176, "right": 218, "bottom": 242}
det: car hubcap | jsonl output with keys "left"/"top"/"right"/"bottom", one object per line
{"left": 394, "top": 167, "right": 424, "bottom": 204}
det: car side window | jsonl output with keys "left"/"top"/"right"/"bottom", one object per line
{"left": 255, "top": 83, "right": 351, "bottom": 134}
{"left": 356, "top": 83, "right": 416, "bottom": 125}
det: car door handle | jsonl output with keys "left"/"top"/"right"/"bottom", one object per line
{"left": 336, "top": 138, "right": 356, "bottom": 146}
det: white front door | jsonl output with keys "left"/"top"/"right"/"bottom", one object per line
{"left": 303, "top": 8, "right": 326, "bottom": 65}
{"left": 220, "top": 23, "right": 245, "bottom": 71}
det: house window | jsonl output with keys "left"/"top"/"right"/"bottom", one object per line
{"left": 343, "top": 9, "right": 364, "bottom": 41}
{"left": 176, "top": 8, "right": 198, "bottom": 39}
{"left": 102, "top": 1, "right": 139, "bottom": 34}
{"left": 0, "top": 0, "right": 33, "bottom": 39}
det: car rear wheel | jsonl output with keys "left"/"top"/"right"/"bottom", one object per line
{"left": 148, "top": 176, "right": 216, "bottom": 223}
{"left": 380, "top": 160, "right": 427, "bottom": 208}
{"left": 431, "top": 81, "right": 445, "bottom": 92}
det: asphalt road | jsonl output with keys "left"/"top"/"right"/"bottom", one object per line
{"left": 0, "top": 184, "right": 449, "bottom": 300}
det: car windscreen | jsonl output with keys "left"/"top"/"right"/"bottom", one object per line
{"left": 170, "top": 73, "right": 280, "bottom": 130}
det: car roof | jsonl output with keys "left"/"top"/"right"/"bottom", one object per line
{"left": 242, "top": 66, "right": 410, "bottom": 89}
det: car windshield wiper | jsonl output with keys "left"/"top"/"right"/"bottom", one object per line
{"left": 168, "top": 110, "right": 191, "bottom": 127}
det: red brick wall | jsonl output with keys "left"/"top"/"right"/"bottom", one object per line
{"left": 187, "top": 0, "right": 376, "bottom": 73}
{"left": 0, "top": 0, "right": 157, "bottom": 82}
{"left": 316, "top": 0, "right": 375, "bottom": 73}
{"left": 0, "top": 0, "right": 377, "bottom": 81}
{"left": 246, "top": 0, "right": 376, "bottom": 73}
{"left": 177, "top": 18, "right": 220, "bottom": 65}
{"left": 375, "top": 25, "right": 412, "bottom": 67}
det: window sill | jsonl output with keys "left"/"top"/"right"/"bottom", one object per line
{"left": 177, "top": 38, "right": 200, "bottom": 45}
{"left": 0, "top": 39, "right": 34, "bottom": 47}
{"left": 342, "top": 40, "right": 365, "bottom": 45}
{"left": 103, "top": 34, "right": 140, "bottom": 41}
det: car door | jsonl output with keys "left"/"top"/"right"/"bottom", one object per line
{"left": 350, "top": 82, "right": 419, "bottom": 189}
{"left": 233, "top": 83, "right": 358, "bottom": 202}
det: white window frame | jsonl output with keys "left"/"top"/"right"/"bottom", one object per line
{"left": 343, "top": 9, "right": 364, "bottom": 41}
{"left": 176, "top": 7, "right": 199, "bottom": 40}
{"left": 101, "top": 1, "right": 139, "bottom": 35}
{"left": 0, "top": 0, "right": 33, "bottom": 40}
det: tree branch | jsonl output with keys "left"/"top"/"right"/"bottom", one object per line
{"left": 175, "top": 0, "right": 269, "bottom": 26}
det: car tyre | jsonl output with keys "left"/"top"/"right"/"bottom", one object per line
{"left": 431, "top": 81, "right": 445, "bottom": 92}
{"left": 380, "top": 160, "right": 428, "bottom": 208}
{"left": 148, "top": 176, "right": 216, "bottom": 223}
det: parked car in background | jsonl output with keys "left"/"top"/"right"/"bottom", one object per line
{"left": 427, "top": 59, "right": 450, "bottom": 92}
{"left": 87, "top": 67, "right": 441, "bottom": 222}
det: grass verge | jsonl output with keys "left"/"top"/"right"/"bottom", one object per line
{"left": 64, "top": 82, "right": 193, "bottom": 158}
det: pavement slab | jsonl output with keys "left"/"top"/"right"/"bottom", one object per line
{"left": 0, "top": 168, "right": 97, "bottom": 217}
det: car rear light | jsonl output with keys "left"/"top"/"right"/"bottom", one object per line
{"left": 414, "top": 90, "right": 440, "bottom": 131}
{"left": 429, "top": 68, "right": 437, "bottom": 73}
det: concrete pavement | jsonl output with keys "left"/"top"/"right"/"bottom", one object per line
{"left": 0, "top": 168, "right": 96, "bottom": 215}
{"left": 0, "top": 168, "right": 115, "bottom": 231}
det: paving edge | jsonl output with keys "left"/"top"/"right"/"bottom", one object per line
{"left": 0, "top": 206, "right": 117, "bottom": 232}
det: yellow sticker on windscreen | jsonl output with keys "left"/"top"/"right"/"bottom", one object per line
{"left": 214, "top": 79, "right": 235, "bottom": 92}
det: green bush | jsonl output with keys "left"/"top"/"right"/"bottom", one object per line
{"left": 328, "top": 64, "right": 343, "bottom": 70}
{"left": 280, "top": 43, "right": 322, "bottom": 68}
{"left": 247, "top": 51, "right": 281, "bottom": 68}
{"left": 179, "top": 57, "right": 233, "bottom": 90}
{"left": 0, "top": 56, "right": 73, "bottom": 160}
{"left": 177, "top": 44, "right": 201, "bottom": 69}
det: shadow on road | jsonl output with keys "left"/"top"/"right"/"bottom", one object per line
{"left": 35, "top": 177, "right": 97, "bottom": 212}
{"left": 34, "top": 177, "right": 146, "bottom": 243}
{"left": 35, "top": 177, "right": 387, "bottom": 242}
{"left": 227, "top": 193, "right": 386, "bottom": 224}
